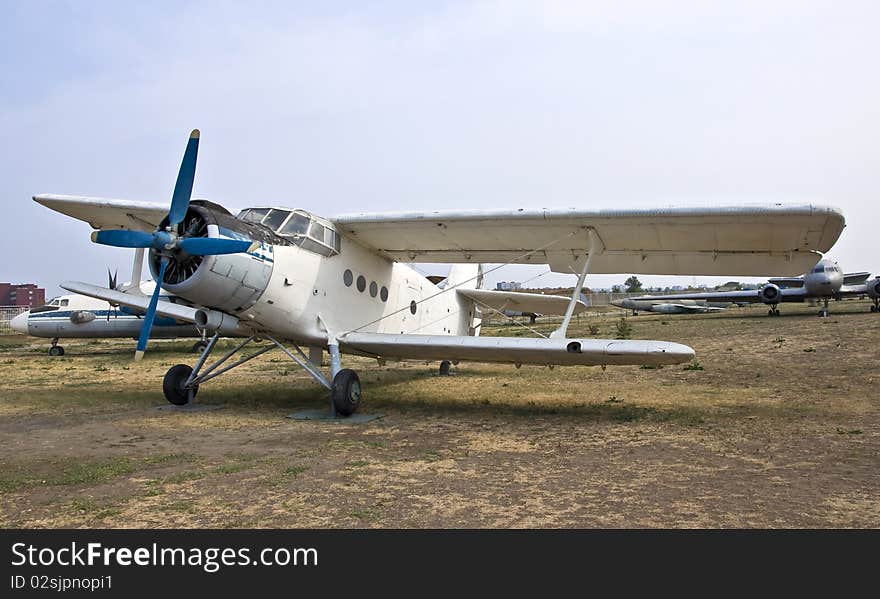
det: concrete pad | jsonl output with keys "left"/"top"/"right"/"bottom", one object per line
{"left": 287, "top": 409, "right": 384, "bottom": 423}
{"left": 154, "top": 403, "right": 225, "bottom": 413}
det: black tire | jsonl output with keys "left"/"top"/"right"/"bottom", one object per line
{"left": 439, "top": 360, "right": 452, "bottom": 376}
{"left": 48, "top": 345, "right": 64, "bottom": 356}
{"left": 163, "top": 364, "right": 198, "bottom": 406}
{"left": 191, "top": 341, "right": 208, "bottom": 354}
{"left": 331, "top": 369, "right": 361, "bottom": 416}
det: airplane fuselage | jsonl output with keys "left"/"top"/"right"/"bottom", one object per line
{"left": 151, "top": 203, "right": 481, "bottom": 350}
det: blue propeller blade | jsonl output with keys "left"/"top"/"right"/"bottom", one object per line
{"left": 178, "top": 237, "right": 256, "bottom": 256}
{"left": 168, "top": 129, "right": 200, "bottom": 227}
{"left": 134, "top": 258, "right": 168, "bottom": 361}
{"left": 92, "top": 229, "right": 155, "bottom": 248}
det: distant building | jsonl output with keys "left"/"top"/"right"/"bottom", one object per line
{"left": 0, "top": 283, "right": 45, "bottom": 307}
{"left": 496, "top": 281, "right": 522, "bottom": 291}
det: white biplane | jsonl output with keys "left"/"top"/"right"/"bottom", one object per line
{"left": 34, "top": 130, "right": 845, "bottom": 415}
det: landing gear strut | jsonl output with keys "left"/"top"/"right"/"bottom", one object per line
{"left": 871, "top": 300, "right": 879, "bottom": 313}
{"left": 48, "top": 338, "right": 65, "bottom": 356}
{"left": 818, "top": 299, "right": 830, "bottom": 317}
{"left": 163, "top": 333, "right": 361, "bottom": 416}
{"left": 767, "top": 306, "right": 780, "bottom": 317}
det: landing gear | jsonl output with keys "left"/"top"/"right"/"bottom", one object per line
{"left": 767, "top": 306, "right": 780, "bottom": 316}
{"left": 48, "top": 338, "right": 65, "bottom": 356}
{"left": 191, "top": 339, "right": 209, "bottom": 353}
{"left": 439, "top": 360, "right": 452, "bottom": 376}
{"left": 818, "top": 299, "right": 830, "bottom": 317}
{"left": 163, "top": 364, "right": 199, "bottom": 405}
{"left": 331, "top": 369, "right": 361, "bottom": 416}
{"left": 164, "top": 332, "right": 363, "bottom": 417}
{"left": 871, "top": 304, "right": 878, "bottom": 313}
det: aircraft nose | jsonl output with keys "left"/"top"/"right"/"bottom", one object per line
{"left": 10, "top": 311, "right": 29, "bottom": 334}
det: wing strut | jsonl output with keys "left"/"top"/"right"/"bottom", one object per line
{"left": 550, "top": 229, "right": 598, "bottom": 339}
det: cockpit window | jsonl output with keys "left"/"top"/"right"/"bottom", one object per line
{"left": 239, "top": 206, "right": 341, "bottom": 257}
{"left": 278, "top": 213, "right": 310, "bottom": 236}
{"left": 262, "top": 209, "right": 291, "bottom": 231}
{"left": 813, "top": 266, "right": 824, "bottom": 273}
{"left": 241, "top": 208, "right": 269, "bottom": 223}
{"left": 60, "top": 299, "right": 69, "bottom": 307}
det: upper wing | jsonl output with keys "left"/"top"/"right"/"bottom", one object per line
{"left": 34, "top": 194, "right": 167, "bottom": 232}
{"left": 843, "top": 271, "right": 872, "bottom": 285}
{"left": 333, "top": 204, "right": 845, "bottom": 276}
{"left": 456, "top": 288, "right": 586, "bottom": 316}
{"left": 338, "top": 332, "right": 694, "bottom": 366}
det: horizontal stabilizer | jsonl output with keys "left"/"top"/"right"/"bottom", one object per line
{"left": 456, "top": 288, "right": 586, "bottom": 316}
{"left": 338, "top": 332, "right": 694, "bottom": 366}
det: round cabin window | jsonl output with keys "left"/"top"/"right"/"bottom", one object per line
{"left": 357, "top": 275, "right": 366, "bottom": 293}
{"left": 369, "top": 281, "right": 378, "bottom": 298}
{"left": 343, "top": 269, "right": 353, "bottom": 287}
{"left": 380, "top": 287, "right": 389, "bottom": 302}
{"left": 410, "top": 300, "right": 417, "bottom": 315}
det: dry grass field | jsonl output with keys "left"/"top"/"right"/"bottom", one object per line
{"left": 1, "top": 301, "right": 878, "bottom": 528}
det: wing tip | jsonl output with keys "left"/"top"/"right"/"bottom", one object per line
{"left": 190, "top": 129, "right": 200, "bottom": 139}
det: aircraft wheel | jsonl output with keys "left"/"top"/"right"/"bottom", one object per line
{"left": 48, "top": 345, "right": 65, "bottom": 357}
{"left": 163, "top": 364, "right": 198, "bottom": 405}
{"left": 439, "top": 360, "right": 452, "bottom": 376}
{"left": 870, "top": 305, "right": 876, "bottom": 313}
{"left": 331, "top": 369, "right": 361, "bottom": 416}
{"left": 191, "top": 340, "right": 208, "bottom": 354}
{"left": 818, "top": 309, "right": 828, "bottom": 317}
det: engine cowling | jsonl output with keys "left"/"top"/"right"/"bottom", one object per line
{"left": 148, "top": 202, "right": 274, "bottom": 314}
{"left": 759, "top": 283, "right": 781, "bottom": 304}
{"left": 866, "top": 278, "right": 880, "bottom": 299}
{"left": 70, "top": 310, "right": 96, "bottom": 324}
{"left": 652, "top": 304, "right": 683, "bottom": 314}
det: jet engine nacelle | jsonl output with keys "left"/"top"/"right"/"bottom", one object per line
{"left": 652, "top": 304, "right": 683, "bottom": 314}
{"left": 148, "top": 203, "right": 274, "bottom": 315}
{"left": 866, "top": 278, "right": 880, "bottom": 299}
{"left": 759, "top": 283, "right": 781, "bottom": 304}
{"left": 70, "top": 310, "right": 96, "bottom": 324}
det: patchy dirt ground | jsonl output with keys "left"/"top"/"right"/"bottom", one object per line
{"left": 1, "top": 300, "right": 878, "bottom": 528}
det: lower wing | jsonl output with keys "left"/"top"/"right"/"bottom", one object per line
{"left": 338, "top": 332, "right": 694, "bottom": 366}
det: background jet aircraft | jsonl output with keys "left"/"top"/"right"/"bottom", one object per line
{"left": 11, "top": 280, "right": 207, "bottom": 356}
{"left": 611, "top": 297, "right": 731, "bottom": 315}
{"left": 621, "top": 258, "right": 873, "bottom": 317}
{"left": 32, "top": 130, "right": 845, "bottom": 415}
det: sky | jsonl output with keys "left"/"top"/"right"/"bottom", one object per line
{"left": 2, "top": 0, "right": 878, "bottom": 296}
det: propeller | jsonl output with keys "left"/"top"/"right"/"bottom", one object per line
{"left": 90, "top": 130, "right": 257, "bottom": 360}
{"left": 106, "top": 268, "right": 118, "bottom": 322}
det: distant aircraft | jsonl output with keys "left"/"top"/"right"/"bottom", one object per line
{"left": 11, "top": 251, "right": 227, "bottom": 356}
{"left": 32, "top": 129, "right": 845, "bottom": 414}
{"left": 620, "top": 258, "right": 873, "bottom": 317}
{"left": 11, "top": 274, "right": 207, "bottom": 356}
{"left": 611, "top": 297, "right": 733, "bottom": 315}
